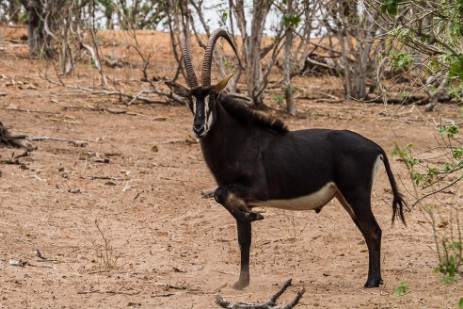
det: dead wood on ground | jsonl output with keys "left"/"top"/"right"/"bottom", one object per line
{"left": 216, "top": 279, "right": 306, "bottom": 309}
{"left": 0, "top": 121, "right": 35, "bottom": 162}
{"left": 0, "top": 121, "right": 34, "bottom": 150}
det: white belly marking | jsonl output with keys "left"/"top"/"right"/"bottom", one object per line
{"left": 248, "top": 182, "right": 338, "bottom": 211}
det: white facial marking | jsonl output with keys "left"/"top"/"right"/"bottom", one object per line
{"left": 248, "top": 182, "right": 338, "bottom": 211}
{"left": 207, "top": 113, "right": 213, "bottom": 129}
{"left": 204, "top": 96, "right": 212, "bottom": 131}
{"left": 192, "top": 97, "right": 197, "bottom": 114}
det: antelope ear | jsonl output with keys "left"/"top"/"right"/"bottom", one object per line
{"left": 212, "top": 70, "right": 235, "bottom": 93}
{"left": 165, "top": 81, "right": 191, "bottom": 98}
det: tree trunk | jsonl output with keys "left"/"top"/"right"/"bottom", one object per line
{"left": 326, "top": 0, "right": 379, "bottom": 100}
{"left": 8, "top": 1, "right": 21, "bottom": 24}
{"left": 21, "top": 0, "right": 54, "bottom": 57}
{"left": 232, "top": 0, "right": 272, "bottom": 107}
{"left": 283, "top": 0, "right": 296, "bottom": 115}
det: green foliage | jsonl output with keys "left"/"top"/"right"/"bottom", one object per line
{"left": 459, "top": 298, "right": 463, "bottom": 308}
{"left": 452, "top": 147, "right": 463, "bottom": 160}
{"left": 273, "top": 94, "right": 284, "bottom": 108}
{"left": 393, "top": 125, "right": 463, "bottom": 188}
{"left": 389, "top": 27, "right": 412, "bottom": 40}
{"left": 219, "top": 10, "right": 228, "bottom": 27}
{"left": 439, "top": 124, "right": 459, "bottom": 138}
{"left": 282, "top": 14, "right": 301, "bottom": 27}
{"left": 394, "top": 124, "right": 463, "bottom": 284}
{"left": 426, "top": 203, "right": 463, "bottom": 285}
{"left": 448, "top": 86, "right": 463, "bottom": 103}
{"left": 381, "top": 0, "right": 403, "bottom": 15}
{"left": 392, "top": 143, "right": 425, "bottom": 185}
{"left": 394, "top": 281, "right": 409, "bottom": 296}
{"left": 433, "top": 228, "right": 463, "bottom": 283}
{"left": 389, "top": 51, "right": 413, "bottom": 70}
{"left": 400, "top": 90, "right": 411, "bottom": 97}
{"left": 18, "top": 12, "right": 26, "bottom": 24}
{"left": 391, "top": 142, "right": 413, "bottom": 158}
{"left": 384, "top": 0, "right": 463, "bottom": 102}
{"left": 96, "top": 0, "right": 168, "bottom": 30}
{"left": 217, "top": 0, "right": 229, "bottom": 28}
{"left": 449, "top": 56, "right": 463, "bottom": 82}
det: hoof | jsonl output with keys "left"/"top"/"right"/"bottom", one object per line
{"left": 232, "top": 279, "right": 249, "bottom": 290}
{"left": 245, "top": 212, "right": 264, "bottom": 222}
{"left": 364, "top": 277, "right": 383, "bottom": 288}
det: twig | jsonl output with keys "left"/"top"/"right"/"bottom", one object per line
{"left": 411, "top": 174, "right": 463, "bottom": 209}
{"left": 160, "top": 176, "right": 188, "bottom": 183}
{"left": 31, "top": 136, "right": 89, "bottom": 146}
{"left": 216, "top": 279, "right": 305, "bottom": 309}
{"left": 36, "top": 249, "right": 59, "bottom": 263}
{"left": 13, "top": 148, "right": 33, "bottom": 160}
{"left": 127, "top": 90, "right": 147, "bottom": 106}
{"left": 77, "top": 289, "right": 139, "bottom": 295}
{"left": 0, "top": 158, "right": 27, "bottom": 166}
{"left": 2, "top": 106, "right": 62, "bottom": 115}
{"left": 84, "top": 176, "right": 130, "bottom": 181}
{"left": 43, "top": 74, "right": 171, "bottom": 105}
{"left": 319, "top": 91, "right": 341, "bottom": 101}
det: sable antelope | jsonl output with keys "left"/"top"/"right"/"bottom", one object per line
{"left": 166, "top": 28, "right": 406, "bottom": 290}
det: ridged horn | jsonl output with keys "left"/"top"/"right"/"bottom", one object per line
{"left": 201, "top": 28, "right": 241, "bottom": 87}
{"left": 179, "top": 31, "right": 199, "bottom": 89}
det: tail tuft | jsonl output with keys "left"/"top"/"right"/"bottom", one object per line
{"left": 392, "top": 192, "right": 407, "bottom": 226}
{"left": 381, "top": 150, "right": 407, "bottom": 226}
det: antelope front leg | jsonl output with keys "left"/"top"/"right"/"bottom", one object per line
{"left": 214, "top": 187, "right": 262, "bottom": 289}
{"left": 233, "top": 219, "right": 251, "bottom": 289}
{"left": 214, "top": 188, "right": 264, "bottom": 222}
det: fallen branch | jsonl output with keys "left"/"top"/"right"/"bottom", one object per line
{"left": 0, "top": 121, "right": 35, "bottom": 164}
{"left": 216, "top": 279, "right": 306, "bottom": 309}
{"left": 0, "top": 121, "right": 34, "bottom": 150}
{"left": 366, "top": 92, "right": 454, "bottom": 106}
{"left": 36, "top": 249, "right": 59, "bottom": 263}
{"left": 12, "top": 148, "right": 33, "bottom": 160}
{"left": 127, "top": 90, "right": 147, "bottom": 105}
{"left": 77, "top": 289, "right": 139, "bottom": 296}
{"left": 84, "top": 176, "right": 130, "bottom": 181}
{"left": 31, "top": 136, "right": 89, "bottom": 147}
{"left": 3, "top": 106, "right": 62, "bottom": 115}
{"left": 42, "top": 73, "right": 177, "bottom": 105}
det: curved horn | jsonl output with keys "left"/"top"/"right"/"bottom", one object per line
{"left": 179, "top": 31, "right": 199, "bottom": 89}
{"left": 201, "top": 28, "right": 242, "bottom": 87}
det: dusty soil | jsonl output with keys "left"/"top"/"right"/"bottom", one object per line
{"left": 0, "top": 27, "right": 462, "bottom": 308}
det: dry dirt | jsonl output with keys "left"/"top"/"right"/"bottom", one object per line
{"left": 0, "top": 27, "right": 462, "bottom": 309}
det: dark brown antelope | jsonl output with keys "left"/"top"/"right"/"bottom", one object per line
{"left": 166, "top": 28, "right": 406, "bottom": 290}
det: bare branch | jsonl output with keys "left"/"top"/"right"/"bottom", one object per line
{"left": 215, "top": 279, "right": 305, "bottom": 309}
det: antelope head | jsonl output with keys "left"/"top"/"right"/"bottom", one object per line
{"left": 166, "top": 29, "right": 241, "bottom": 138}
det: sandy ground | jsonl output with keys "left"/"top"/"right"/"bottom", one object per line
{"left": 0, "top": 27, "right": 462, "bottom": 308}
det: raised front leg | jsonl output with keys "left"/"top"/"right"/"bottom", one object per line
{"left": 214, "top": 187, "right": 263, "bottom": 222}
